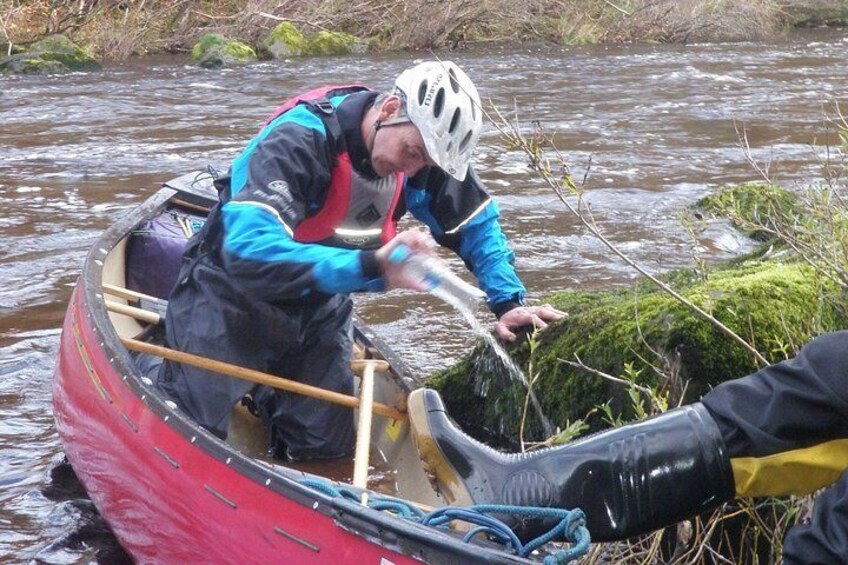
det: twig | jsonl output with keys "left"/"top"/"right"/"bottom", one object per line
{"left": 734, "top": 120, "right": 774, "bottom": 183}
{"left": 560, "top": 355, "right": 659, "bottom": 400}
{"left": 604, "top": 0, "right": 632, "bottom": 16}
{"left": 256, "top": 12, "right": 331, "bottom": 32}
{"left": 191, "top": 10, "right": 238, "bottom": 21}
{"left": 0, "top": 5, "right": 14, "bottom": 57}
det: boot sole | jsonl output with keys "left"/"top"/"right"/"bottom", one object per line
{"left": 407, "top": 388, "right": 475, "bottom": 507}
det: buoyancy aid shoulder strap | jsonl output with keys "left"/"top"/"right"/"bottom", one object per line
{"left": 300, "top": 99, "right": 347, "bottom": 163}
{"left": 260, "top": 84, "right": 371, "bottom": 128}
{"left": 259, "top": 84, "right": 371, "bottom": 168}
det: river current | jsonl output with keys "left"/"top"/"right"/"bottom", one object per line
{"left": 2, "top": 30, "right": 847, "bottom": 562}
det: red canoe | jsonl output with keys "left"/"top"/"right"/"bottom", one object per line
{"left": 52, "top": 172, "right": 543, "bottom": 564}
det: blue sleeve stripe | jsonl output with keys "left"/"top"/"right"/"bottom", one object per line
{"left": 404, "top": 184, "right": 524, "bottom": 307}
{"left": 221, "top": 201, "right": 372, "bottom": 294}
{"left": 227, "top": 200, "right": 294, "bottom": 236}
{"left": 230, "top": 105, "right": 328, "bottom": 196}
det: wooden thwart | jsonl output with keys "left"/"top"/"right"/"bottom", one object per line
{"left": 102, "top": 282, "right": 163, "bottom": 304}
{"left": 106, "top": 299, "right": 160, "bottom": 325}
{"left": 352, "top": 360, "right": 378, "bottom": 496}
{"left": 105, "top": 296, "right": 403, "bottom": 420}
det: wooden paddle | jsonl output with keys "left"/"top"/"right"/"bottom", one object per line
{"left": 121, "top": 338, "right": 405, "bottom": 421}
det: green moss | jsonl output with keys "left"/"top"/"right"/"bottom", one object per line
{"left": 694, "top": 182, "right": 799, "bottom": 240}
{"left": 38, "top": 51, "right": 100, "bottom": 71}
{"left": 304, "top": 31, "right": 364, "bottom": 56}
{"left": 191, "top": 34, "right": 256, "bottom": 68}
{"left": 0, "top": 34, "right": 99, "bottom": 74}
{"left": 430, "top": 257, "right": 848, "bottom": 445}
{"left": 191, "top": 34, "right": 224, "bottom": 60}
{"left": 261, "top": 22, "right": 308, "bottom": 59}
{"left": 0, "top": 56, "right": 67, "bottom": 74}
{"left": 220, "top": 41, "right": 256, "bottom": 60}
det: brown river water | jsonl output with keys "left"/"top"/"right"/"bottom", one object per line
{"left": 2, "top": 30, "right": 848, "bottom": 562}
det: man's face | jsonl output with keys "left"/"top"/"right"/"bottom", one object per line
{"left": 370, "top": 103, "right": 435, "bottom": 178}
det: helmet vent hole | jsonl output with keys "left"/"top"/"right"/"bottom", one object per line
{"left": 448, "top": 108, "right": 460, "bottom": 133}
{"left": 460, "top": 130, "right": 473, "bottom": 151}
{"left": 433, "top": 88, "right": 445, "bottom": 118}
{"left": 449, "top": 68, "right": 460, "bottom": 93}
{"left": 417, "top": 81, "right": 428, "bottom": 106}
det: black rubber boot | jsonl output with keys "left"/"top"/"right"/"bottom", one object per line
{"left": 408, "top": 388, "right": 735, "bottom": 542}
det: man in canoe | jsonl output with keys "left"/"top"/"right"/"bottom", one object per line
{"left": 409, "top": 331, "right": 848, "bottom": 562}
{"left": 157, "top": 60, "right": 563, "bottom": 461}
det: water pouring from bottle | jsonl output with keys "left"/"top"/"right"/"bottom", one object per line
{"left": 389, "top": 245, "right": 555, "bottom": 437}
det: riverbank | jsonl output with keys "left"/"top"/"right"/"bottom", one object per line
{"left": 2, "top": 0, "right": 848, "bottom": 61}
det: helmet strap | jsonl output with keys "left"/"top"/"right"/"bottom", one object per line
{"left": 366, "top": 120, "right": 379, "bottom": 155}
{"left": 376, "top": 115, "right": 411, "bottom": 128}
{"left": 367, "top": 115, "right": 412, "bottom": 159}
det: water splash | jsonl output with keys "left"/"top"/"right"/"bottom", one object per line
{"left": 431, "top": 287, "right": 555, "bottom": 439}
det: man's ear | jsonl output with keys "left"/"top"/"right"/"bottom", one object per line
{"left": 379, "top": 96, "right": 402, "bottom": 121}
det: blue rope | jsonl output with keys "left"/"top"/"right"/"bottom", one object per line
{"left": 298, "top": 478, "right": 590, "bottom": 564}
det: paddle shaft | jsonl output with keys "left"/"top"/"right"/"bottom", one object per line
{"left": 122, "top": 338, "right": 406, "bottom": 421}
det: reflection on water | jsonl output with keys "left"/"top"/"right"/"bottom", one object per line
{"left": 2, "top": 30, "right": 847, "bottom": 561}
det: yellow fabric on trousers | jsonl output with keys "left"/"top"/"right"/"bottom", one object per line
{"left": 732, "top": 438, "right": 848, "bottom": 497}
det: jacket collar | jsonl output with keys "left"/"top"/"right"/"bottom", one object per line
{"left": 336, "top": 90, "right": 381, "bottom": 179}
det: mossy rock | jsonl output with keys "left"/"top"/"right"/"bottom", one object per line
{"left": 304, "top": 31, "right": 367, "bottom": 57}
{"left": 785, "top": 2, "right": 848, "bottom": 28}
{"left": 0, "top": 56, "right": 67, "bottom": 75}
{"left": 0, "top": 34, "right": 100, "bottom": 74}
{"left": 261, "top": 22, "right": 308, "bottom": 59}
{"left": 694, "top": 182, "right": 800, "bottom": 241}
{"left": 428, "top": 256, "right": 848, "bottom": 445}
{"left": 191, "top": 33, "right": 257, "bottom": 69}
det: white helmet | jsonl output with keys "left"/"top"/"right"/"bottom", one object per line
{"left": 393, "top": 61, "right": 482, "bottom": 181}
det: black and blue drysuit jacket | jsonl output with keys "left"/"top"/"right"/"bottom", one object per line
{"left": 212, "top": 90, "right": 526, "bottom": 315}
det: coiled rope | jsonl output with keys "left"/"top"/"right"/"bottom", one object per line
{"left": 299, "top": 478, "right": 590, "bottom": 564}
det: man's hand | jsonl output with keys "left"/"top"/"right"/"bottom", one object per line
{"left": 376, "top": 230, "right": 437, "bottom": 291}
{"left": 494, "top": 304, "right": 567, "bottom": 342}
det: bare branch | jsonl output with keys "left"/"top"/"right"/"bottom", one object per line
{"left": 489, "top": 103, "right": 770, "bottom": 367}
{"left": 734, "top": 120, "right": 774, "bottom": 184}
{"left": 559, "top": 354, "right": 666, "bottom": 413}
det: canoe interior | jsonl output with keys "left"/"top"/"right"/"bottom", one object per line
{"left": 101, "top": 173, "right": 446, "bottom": 510}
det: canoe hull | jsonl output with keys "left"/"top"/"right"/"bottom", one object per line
{"left": 54, "top": 285, "right": 423, "bottom": 563}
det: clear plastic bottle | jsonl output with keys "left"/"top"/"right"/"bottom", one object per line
{"left": 387, "top": 244, "right": 486, "bottom": 311}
